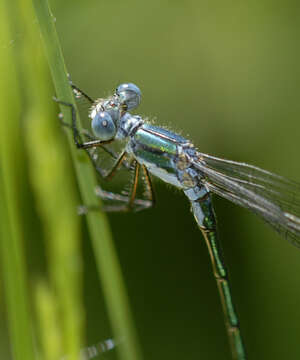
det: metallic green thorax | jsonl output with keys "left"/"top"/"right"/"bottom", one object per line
{"left": 134, "top": 124, "right": 178, "bottom": 155}
{"left": 131, "top": 124, "right": 189, "bottom": 186}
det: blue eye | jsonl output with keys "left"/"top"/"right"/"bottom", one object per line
{"left": 91, "top": 111, "right": 116, "bottom": 140}
{"left": 116, "top": 83, "right": 141, "bottom": 110}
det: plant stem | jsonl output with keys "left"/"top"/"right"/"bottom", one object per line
{"left": 32, "top": 1, "right": 143, "bottom": 360}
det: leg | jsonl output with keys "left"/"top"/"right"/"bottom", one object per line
{"left": 56, "top": 97, "right": 135, "bottom": 182}
{"left": 142, "top": 165, "right": 156, "bottom": 206}
{"left": 59, "top": 118, "right": 94, "bottom": 140}
{"left": 68, "top": 82, "right": 120, "bottom": 153}
{"left": 70, "top": 83, "right": 94, "bottom": 104}
{"left": 53, "top": 97, "right": 112, "bottom": 149}
{"left": 58, "top": 112, "right": 127, "bottom": 164}
{"left": 54, "top": 96, "right": 152, "bottom": 212}
{"left": 78, "top": 162, "right": 154, "bottom": 214}
{"left": 61, "top": 337, "right": 117, "bottom": 360}
{"left": 102, "top": 152, "right": 127, "bottom": 180}
{"left": 95, "top": 164, "right": 155, "bottom": 212}
{"left": 87, "top": 150, "right": 129, "bottom": 179}
{"left": 68, "top": 81, "right": 119, "bottom": 154}
{"left": 66, "top": 73, "right": 95, "bottom": 104}
{"left": 186, "top": 189, "right": 246, "bottom": 360}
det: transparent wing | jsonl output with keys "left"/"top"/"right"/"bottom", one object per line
{"left": 192, "top": 153, "right": 300, "bottom": 248}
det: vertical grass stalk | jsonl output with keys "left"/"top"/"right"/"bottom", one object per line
{"left": 32, "top": 1, "right": 143, "bottom": 360}
{"left": 18, "top": 0, "right": 85, "bottom": 358}
{"left": 0, "top": 2, "right": 36, "bottom": 359}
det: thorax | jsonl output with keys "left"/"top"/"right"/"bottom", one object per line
{"left": 128, "top": 123, "right": 200, "bottom": 189}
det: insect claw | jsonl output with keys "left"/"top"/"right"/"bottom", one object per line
{"left": 77, "top": 204, "right": 102, "bottom": 215}
{"left": 77, "top": 205, "right": 88, "bottom": 215}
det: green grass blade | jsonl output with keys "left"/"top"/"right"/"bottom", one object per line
{"left": 32, "top": 1, "right": 143, "bottom": 360}
{"left": 17, "top": 0, "right": 85, "bottom": 357}
{"left": 0, "top": 2, "right": 36, "bottom": 360}
{"left": 35, "top": 281, "right": 64, "bottom": 360}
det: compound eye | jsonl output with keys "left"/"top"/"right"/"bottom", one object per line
{"left": 91, "top": 111, "right": 116, "bottom": 140}
{"left": 116, "top": 83, "right": 141, "bottom": 110}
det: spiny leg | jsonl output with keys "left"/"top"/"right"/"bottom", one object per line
{"left": 68, "top": 82, "right": 118, "bottom": 155}
{"left": 70, "top": 82, "right": 94, "bottom": 104}
{"left": 76, "top": 151, "right": 128, "bottom": 215}
{"left": 78, "top": 156, "right": 153, "bottom": 214}
{"left": 54, "top": 97, "right": 112, "bottom": 149}
{"left": 55, "top": 85, "right": 131, "bottom": 165}
{"left": 55, "top": 94, "right": 153, "bottom": 213}
{"left": 54, "top": 98, "right": 142, "bottom": 212}
{"left": 53, "top": 98, "right": 82, "bottom": 147}
{"left": 58, "top": 112, "right": 131, "bottom": 170}
{"left": 58, "top": 117, "right": 118, "bottom": 160}
{"left": 128, "top": 160, "right": 140, "bottom": 207}
{"left": 65, "top": 74, "right": 95, "bottom": 104}
{"left": 96, "top": 165, "right": 155, "bottom": 212}
{"left": 99, "top": 161, "right": 140, "bottom": 212}
{"left": 189, "top": 193, "right": 246, "bottom": 360}
{"left": 102, "top": 151, "right": 127, "bottom": 180}
{"left": 141, "top": 165, "right": 156, "bottom": 206}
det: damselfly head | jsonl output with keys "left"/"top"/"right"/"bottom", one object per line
{"left": 91, "top": 111, "right": 117, "bottom": 140}
{"left": 115, "top": 83, "right": 141, "bottom": 110}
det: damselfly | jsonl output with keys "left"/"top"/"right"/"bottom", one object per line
{"left": 56, "top": 82, "right": 300, "bottom": 360}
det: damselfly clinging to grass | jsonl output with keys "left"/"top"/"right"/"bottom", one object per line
{"left": 56, "top": 82, "right": 300, "bottom": 360}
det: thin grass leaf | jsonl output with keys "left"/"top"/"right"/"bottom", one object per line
{"left": 32, "top": 1, "right": 143, "bottom": 360}
{"left": 35, "top": 281, "right": 62, "bottom": 360}
{"left": 17, "top": 0, "right": 85, "bottom": 358}
{"left": 0, "top": 2, "right": 36, "bottom": 360}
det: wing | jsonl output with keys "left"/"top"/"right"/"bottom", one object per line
{"left": 191, "top": 153, "right": 300, "bottom": 248}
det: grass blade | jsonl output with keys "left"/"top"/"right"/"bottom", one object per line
{"left": 32, "top": 1, "right": 143, "bottom": 360}
{"left": 17, "top": 0, "right": 85, "bottom": 357}
{"left": 0, "top": 2, "right": 36, "bottom": 359}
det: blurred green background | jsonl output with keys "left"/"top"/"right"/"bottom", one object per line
{"left": 1, "top": 1, "right": 300, "bottom": 359}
